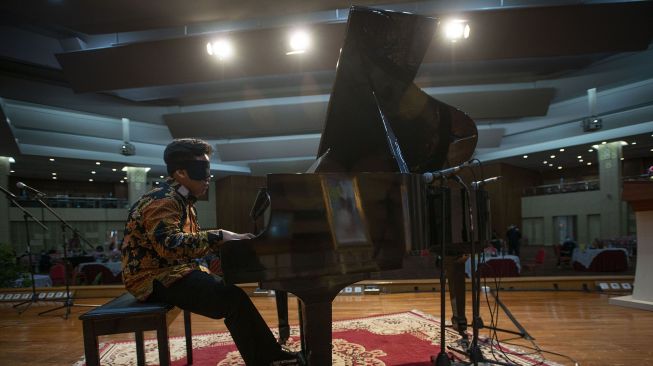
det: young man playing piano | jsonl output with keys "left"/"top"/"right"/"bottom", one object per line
{"left": 121, "top": 138, "right": 301, "bottom": 365}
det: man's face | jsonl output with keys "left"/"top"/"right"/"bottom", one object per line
{"left": 175, "top": 154, "right": 211, "bottom": 197}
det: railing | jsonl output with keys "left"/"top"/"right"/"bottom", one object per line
{"left": 12, "top": 196, "right": 129, "bottom": 209}
{"left": 523, "top": 180, "right": 600, "bottom": 196}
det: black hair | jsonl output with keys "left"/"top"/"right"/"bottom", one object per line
{"left": 163, "top": 138, "right": 213, "bottom": 176}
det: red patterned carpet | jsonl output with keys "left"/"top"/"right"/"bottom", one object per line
{"left": 75, "top": 310, "right": 560, "bottom": 365}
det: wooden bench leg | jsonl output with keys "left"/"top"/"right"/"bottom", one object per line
{"left": 82, "top": 320, "right": 100, "bottom": 366}
{"left": 157, "top": 317, "right": 171, "bottom": 366}
{"left": 184, "top": 310, "right": 193, "bottom": 365}
{"left": 135, "top": 330, "right": 145, "bottom": 366}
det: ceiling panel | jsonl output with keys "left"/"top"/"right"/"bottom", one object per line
{"left": 165, "top": 101, "right": 326, "bottom": 139}
{"left": 216, "top": 136, "right": 319, "bottom": 162}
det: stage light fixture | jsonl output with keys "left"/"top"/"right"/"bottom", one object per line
{"left": 207, "top": 39, "right": 234, "bottom": 60}
{"left": 442, "top": 19, "right": 470, "bottom": 42}
{"left": 287, "top": 29, "right": 311, "bottom": 55}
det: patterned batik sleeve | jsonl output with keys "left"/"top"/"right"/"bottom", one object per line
{"left": 141, "top": 197, "right": 216, "bottom": 260}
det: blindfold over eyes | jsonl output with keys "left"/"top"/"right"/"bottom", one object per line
{"left": 173, "top": 160, "right": 210, "bottom": 180}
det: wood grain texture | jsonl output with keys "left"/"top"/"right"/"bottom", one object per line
{"left": 1, "top": 290, "right": 651, "bottom": 365}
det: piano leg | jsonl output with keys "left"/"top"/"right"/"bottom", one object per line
{"left": 275, "top": 290, "right": 290, "bottom": 345}
{"left": 299, "top": 299, "right": 333, "bottom": 366}
{"left": 446, "top": 254, "right": 468, "bottom": 338}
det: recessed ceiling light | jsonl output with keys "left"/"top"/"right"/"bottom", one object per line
{"left": 587, "top": 162, "right": 592, "bottom": 165}
{"left": 96, "top": 162, "right": 101, "bottom": 165}
{"left": 543, "top": 161, "right": 548, "bottom": 164}
{"left": 287, "top": 29, "right": 311, "bottom": 55}
{"left": 120, "top": 180, "right": 124, "bottom": 183}
{"left": 620, "top": 157, "right": 624, "bottom": 160}
{"left": 588, "top": 149, "right": 594, "bottom": 152}
{"left": 91, "top": 171, "right": 96, "bottom": 174}
{"left": 206, "top": 39, "right": 234, "bottom": 60}
{"left": 557, "top": 166, "right": 562, "bottom": 170}
{"left": 559, "top": 148, "right": 565, "bottom": 152}
{"left": 443, "top": 19, "right": 471, "bottom": 42}
{"left": 601, "top": 141, "right": 607, "bottom": 144}
{"left": 579, "top": 159, "right": 584, "bottom": 162}
{"left": 631, "top": 142, "right": 637, "bottom": 145}
{"left": 523, "top": 155, "right": 528, "bottom": 159}
{"left": 52, "top": 177, "right": 57, "bottom": 180}
{"left": 88, "top": 179, "right": 94, "bottom": 182}
{"left": 112, "top": 168, "right": 117, "bottom": 172}
{"left": 549, "top": 164, "right": 553, "bottom": 167}
{"left": 52, "top": 172, "right": 56, "bottom": 175}
{"left": 550, "top": 155, "right": 555, "bottom": 159}
{"left": 577, "top": 155, "right": 582, "bottom": 159}
{"left": 10, "top": 170, "right": 15, "bottom": 173}
{"left": 49, "top": 158, "right": 55, "bottom": 161}
{"left": 210, "top": 175, "right": 214, "bottom": 178}
{"left": 155, "top": 182, "right": 159, "bottom": 185}
{"left": 159, "top": 175, "right": 164, "bottom": 179}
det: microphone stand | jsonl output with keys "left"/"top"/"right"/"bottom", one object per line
{"left": 429, "top": 176, "right": 453, "bottom": 366}
{"left": 1, "top": 186, "right": 48, "bottom": 314}
{"left": 29, "top": 194, "right": 98, "bottom": 319}
{"left": 454, "top": 179, "right": 518, "bottom": 366}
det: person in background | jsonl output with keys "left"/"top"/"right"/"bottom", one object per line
{"left": 92, "top": 245, "right": 106, "bottom": 262}
{"left": 558, "top": 236, "right": 576, "bottom": 266}
{"left": 506, "top": 225, "right": 522, "bottom": 257}
{"left": 483, "top": 241, "right": 498, "bottom": 256}
{"left": 121, "top": 138, "right": 302, "bottom": 365}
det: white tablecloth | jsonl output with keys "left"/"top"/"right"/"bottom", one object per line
{"left": 14, "top": 274, "right": 52, "bottom": 288}
{"left": 464, "top": 254, "right": 521, "bottom": 277}
{"left": 78, "top": 261, "right": 123, "bottom": 276}
{"left": 572, "top": 248, "right": 629, "bottom": 269}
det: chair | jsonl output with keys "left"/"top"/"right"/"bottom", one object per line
{"left": 554, "top": 244, "right": 571, "bottom": 267}
{"left": 80, "top": 264, "right": 122, "bottom": 285}
{"left": 49, "top": 263, "right": 66, "bottom": 286}
{"left": 80, "top": 292, "right": 193, "bottom": 366}
{"left": 522, "top": 249, "right": 545, "bottom": 274}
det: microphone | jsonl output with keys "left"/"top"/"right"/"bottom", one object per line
{"left": 422, "top": 160, "right": 479, "bottom": 183}
{"left": 471, "top": 176, "right": 502, "bottom": 190}
{"left": 16, "top": 182, "right": 46, "bottom": 198}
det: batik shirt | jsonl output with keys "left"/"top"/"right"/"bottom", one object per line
{"left": 121, "top": 179, "right": 222, "bottom": 300}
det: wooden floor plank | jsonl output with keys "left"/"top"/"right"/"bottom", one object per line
{"left": 1, "top": 290, "right": 651, "bottom": 365}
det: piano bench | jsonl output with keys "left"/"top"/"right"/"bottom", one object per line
{"left": 79, "top": 292, "right": 193, "bottom": 366}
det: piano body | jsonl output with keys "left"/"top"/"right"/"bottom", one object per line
{"left": 220, "top": 6, "right": 477, "bottom": 365}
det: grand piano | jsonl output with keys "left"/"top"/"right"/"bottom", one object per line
{"left": 220, "top": 6, "right": 477, "bottom": 365}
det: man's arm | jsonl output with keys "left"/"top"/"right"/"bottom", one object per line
{"left": 142, "top": 198, "right": 220, "bottom": 260}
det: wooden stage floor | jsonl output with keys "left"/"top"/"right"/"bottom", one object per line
{"left": 1, "top": 289, "right": 651, "bottom": 365}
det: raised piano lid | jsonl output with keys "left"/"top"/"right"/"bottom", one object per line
{"left": 314, "top": 6, "right": 477, "bottom": 174}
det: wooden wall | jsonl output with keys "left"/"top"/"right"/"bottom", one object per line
{"left": 214, "top": 175, "right": 266, "bottom": 233}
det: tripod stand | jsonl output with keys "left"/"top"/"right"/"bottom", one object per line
{"left": 460, "top": 180, "right": 530, "bottom": 366}
{"left": 25, "top": 195, "right": 98, "bottom": 319}
{"left": 0, "top": 185, "right": 48, "bottom": 314}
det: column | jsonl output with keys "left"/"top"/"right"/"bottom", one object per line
{"left": 124, "top": 167, "right": 149, "bottom": 206}
{"left": 597, "top": 142, "right": 623, "bottom": 239}
{"left": 0, "top": 157, "right": 10, "bottom": 244}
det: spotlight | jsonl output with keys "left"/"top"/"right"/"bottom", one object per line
{"left": 442, "top": 19, "right": 470, "bottom": 42}
{"left": 207, "top": 39, "right": 234, "bottom": 60}
{"left": 287, "top": 30, "right": 311, "bottom": 55}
